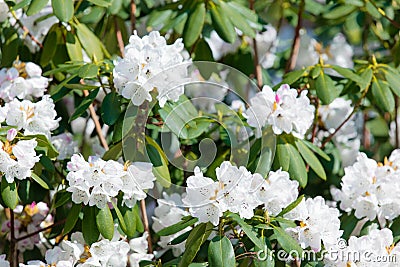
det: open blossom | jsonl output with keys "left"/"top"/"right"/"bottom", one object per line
{"left": 88, "top": 239, "right": 130, "bottom": 267}
{"left": 0, "top": 0, "right": 8, "bottom": 23}
{"left": 324, "top": 228, "right": 400, "bottom": 267}
{"left": 113, "top": 31, "right": 189, "bottom": 107}
{"left": 245, "top": 84, "right": 315, "bottom": 138}
{"left": 152, "top": 193, "right": 190, "bottom": 257}
{"left": 0, "top": 62, "right": 49, "bottom": 102}
{"left": 51, "top": 133, "right": 78, "bottom": 160}
{"left": 331, "top": 150, "right": 400, "bottom": 222}
{"left": 129, "top": 232, "right": 154, "bottom": 267}
{"left": 66, "top": 154, "right": 155, "bottom": 209}
{"left": 246, "top": 25, "right": 278, "bottom": 69}
{"left": 183, "top": 161, "right": 300, "bottom": 225}
{"left": 284, "top": 196, "right": 343, "bottom": 252}
{"left": 0, "top": 255, "right": 9, "bottom": 267}
{"left": 0, "top": 131, "right": 40, "bottom": 183}
{"left": 0, "top": 95, "right": 59, "bottom": 137}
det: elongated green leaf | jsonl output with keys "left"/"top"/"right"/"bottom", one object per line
{"left": 210, "top": 3, "right": 236, "bottom": 43}
{"left": 88, "top": 0, "right": 111, "bottom": 7}
{"left": 330, "top": 65, "right": 364, "bottom": 85}
{"left": 371, "top": 79, "right": 394, "bottom": 112}
{"left": 69, "top": 88, "right": 99, "bottom": 122}
{"left": 158, "top": 217, "right": 198, "bottom": 236}
{"left": 31, "top": 173, "right": 50, "bottom": 189}
{"left": 223, "top": 1, "right": 255, "bottom": 38}
{"left": 323, "top": 5, "right": 356, "bottom": 19}
{"left": 1, "top": 180, "right": 18, "bottom": 209}
{"left": 27, "top": 0, "right": 49, "bottom": 15}
{"left": 76, "top": 23, "right": 105, "bottom": 61}
{"left": 51, "top": 0, "right": 74, "bottom": 22}
{"left": 64, "top": 84, "right": 99, "bottom": 90}
{"left": 178, "top": 222, "right": 213, "bottom": 267}
{"left": 121, "top": 206, "right": 136, "bottom": 238}
{"left": 102, "top": 142, "right": 122, "bottom": 161}
{"left": 385, "top": 69, "right": 400, "bottom": 97}
{"left": 96, "top": 205, "right": 114, "bottom": 240}
{"left": 365, "top": 1, "right": 381, "bottom": 19}
{"left": 277, "top": 138, "right": 307, "bottom": 187}
{"left": 274, "top": 69, "right": 306, "bottom": 89}
{"left": 316, "top": 71, "right": 338, "bottom": 104}
{"left": 273, "top": 227, "right": 303, "bottom": 255}
{"left": 208, "top": 236, "right": 236, "bottom": 267}
{"left": 300, "top": 139, "right": 330, "bottom": 161}
{"left": 101, "top": 92, "right": 121, "bottom": 125}
{"left": 228, "top": 213, "right": 264, "bottom": 248}
{"left": 255, "top": 127, "right": 276, "bottom": 177}
{"left": 78, "top": 64, "right": 98, "bottom": 78}
{"left": 170, "top": 231, "right": 191, "bottom": 245}
{"left": 83, "top": 206, "right": 100, "bottom": 245}
{"left": 183, "top": 2, "right": 205, "bottom": 47}
{"left": 277, "top": 195, "right": 304, "bottom": 217}
{"left": 359, "top": 68, "right": 373, "bottom": 91}
{"left": 295, "top": 139, "right": 326, "bottom": 180}
{"left": 66, "top": 32, "right": 83, "bottom": 61}
{"left": 40, "top": 30, "right": 58, "bottom": 66}
{"left": 63, "top": 203, "right": 81, "bottom": 235}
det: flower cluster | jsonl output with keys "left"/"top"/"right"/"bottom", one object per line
{"left": 245, "top": 84, "right": 315, "bottom": 138}
{"left": 66, "top": 154, "right": 155, "bottom": 209}
{"left": 0, "top": 129, "right": 39, "bottom": 183}
{"left": 284, "top": 196, "right": 342, "bottom": 252}
{"left": 152, "top": 193, "right": 190, "bottom": 256}
{"left": 51, "top": 132, "right": 78, "bottom": 160}
{"left": 0, "top": 62, "right": 48, "bottom": 102}
{"left": 324, "top": 228, "right": 400, "bottom": 267}
{"left": 0, "top": 95, "right": 59, "bottom": 138}
{"left": 113, "top": 31, "right": 189, "bottom": 107}
{"left": 182, "top": 161, "right": 299, "bottom": 225}
{"left": 331, "top": 150, "right": 400, "bottom": 222}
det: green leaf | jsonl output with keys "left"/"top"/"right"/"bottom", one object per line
{"left": 121, "top": 206, "right": 136, "bottom": 238}
{"left": 110, "top": 201, "right": 127, "bottom": 234}
{"left": 31, "top": 173, "right": 50, "bottom": 189}
{"left": 63, "top": 203, "right": 81, "bottom": 235}
{"left": 102, "top": 142, "right": 122, "bottom": 160}
{"left": 158, "top": 217, "right": 198, "bottom": 236}
{"left": 315, "top": 71, "right": 338, "bottom": 104}
{"left": 358, "top": 68, "right": 373, "bottom": 91}
{"left": 223, "top": 1, "right": 255, "bottom": 38}
{"left": 330, "top": 65, "right": 364, "bottom": 85}
{"left": 66, "top": 32, "right": 83, "bottom": 61}
{"left": 96, "top": 205, "right": 114, "bottom": 240}
{"left": 323, "top": 5, "right": 356, "bottom": 19}
{"left": 64, "top": 84, "right": 99, "bottom": 90}
{"left": 277, "top": 138, "right": 307, "bottom": 187}
{"left": 145, "top": 136, "right": 171, "bottom": 188}
{"left": 78, "top": 64, "right": 99, "bottom": 78}
{"left": 365, "top": 1, "right": 381, "bottom": 19}
{"left": 210, "top": 3, "right": 236, "bottom": 43}
{"left": 87, "top": 0, "right": 111, "bottom": 7}
{"left": 208, "top": 236, "right": 236, "bottom": 267}
{"left": 255, "top": 127, "right": 276, "bottom": 177}
{"left": 178, "top": 222, "right": 213, "bottom": 267}
{"left": 40, "top": 30, "right": 58, "bottom": 66}
{"left": 51, "top": 0, "right": 74, "bottom": 22}
{"left": 277, "top": 195, "right": 304, "bottom": 217}
{"left": 69, "top": 88, "right": 99, "bottom": 122}
{"left": 27, "top": 0, "right": 49, "bottom": 15}
{"left": 101, "top": 92, "right": 121, "bottom": 125}
{"left": 385, "top": 69, "right": 400, "bottom": 97}
{"left": 299, "top": 139, "right": 330, "bottom": 161}
{"left": 371, "top": 79, "right": 394, "bottom": 112}
{"left": 366, "top": 117, "right": 389, "bottom": 138}
{"left": 274, "top": 69, "right": 306, "bottom": 89}
{"left": 273, "top": 227, "right": 303, "bottom": 255}
{"left": 193, "top": 38, "right": 214, "bottom": 61}
{"left": 76, "top": 23, "right": 106, "bottom": 61}
{"left": 228, "top": 213, "right": 264, "bottom": 248}
{"left": 83, "top": 206, "right": 100, "bottom": 245}
{"left": 295, "top": 139, "right": 326, "bottom": 180}
{"left": 183, "top": 2, "right": 206, "bottom": 47}
{"left": 1, "top": 180, "right": 18, "bottom": 209}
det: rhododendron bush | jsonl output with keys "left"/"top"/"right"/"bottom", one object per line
{"left": 1, "top": 0, "right": 400, "bottom": 266}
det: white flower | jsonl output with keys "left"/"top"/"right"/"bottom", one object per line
{"left": 0, "top": 254, "right": 9, "bottom": 267}
{"left": 245, "top": 84, "right": 315, "bottom": 138}
{"left": 205, "top": 30, "right": 241, "bottom": 60}
{"left": 129, "top": 232, "right": 154, "bottom": 267}
{"left": 246, "top": 25, "right": 278, "bottom": 69}
{"left": 0, "top": 95, "right": 59, "bottom": 137}
{"left": 152, "top": 193, "right": 191, "bottom": 257}
{"left": 0, "top": 0, "right": 8, "bottom": 23}
{"left": 89, "top": 239, "right": 130, "bottom": 267}
{"left": 284, "top": 196, "right": 343, "bottom": 252}
{"left": 51, "top": 133, "right": 79, "bottom": 160}
{"left": 113, "top": 31, "right": 189, "bottom": 107}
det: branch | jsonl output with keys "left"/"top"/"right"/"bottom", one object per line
{"left": 140, "top": 199, "right": 153, "bottom": 253}
{"left": 114, "top": 16, "right": 125, "bottom": 57}
{"left": 10, "top": 11, "right": 43, "bottom": 49}
{"left": 9, "top": 209, "right": 17, "bottom": 267}
{"left": 285, "top": 0, "right": 305, "bottom": 73}
{"left": 249, "top": 0, "right": 262, "bottom": 89}
{"left": 396, "top": 97, "right": 399, "bottom": 148}
{"left": 16, "top": 219, "right": 66, "bottom": 242}
{"left": 130, "top": 0, "right": 136, "bottom": 33}
{"left": 370, "top": 0, "right": 400, "bottom": 29}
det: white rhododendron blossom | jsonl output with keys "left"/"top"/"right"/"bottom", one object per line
{"left": 331, "top": 150, "right": 400, "bottom": 222}
{"left": 245, "top": 84, "right": 315, "bottom": 138}
{"left": 113, "top": 31, "right": 189, "bottom": 107}
{"left": 324, "top": 228, "right": 400, "bottom": 267}
{"left": 66, "top": 154, "right": 155, "bottom": 209}
{"left": 129, "top": 232, "right": 154, "bottom": 267}
{"left": 284, "top": 196, "right": 343, "bottom": 252}
{"left": 0, "top": 95, "right": 59, "bottom": 137}
{"left": 89, "top": 239, "right": 130, "bottom": 267}
{"left": 51, "top": 132, "right": 79, "bottom": 160}
{"left": 319, "top": 98, "right": 360, "bottom": 167}
{"left": 0, "top": 129, "right": 39, "bottom": 183}
{"left": 0, "top": 254, "right": 9, "bottom": 267}
{"left": 0, "top": 62, "right": 49, "bottom": 102}
{"left": 183, "top": 161, "right": 300, "bottom": 225}
{"left": 152, "top": 193, "right": 190, "bottom": 257}
{"left": 247, "top": 25, "right": 278, "bottom": 69}
{"left": 0, "top": 0, "right": 8, "bottom": 23}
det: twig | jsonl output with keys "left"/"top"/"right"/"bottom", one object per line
{"left": 9, "top": 209, "right": 17, "bottom": 267}
{"left": 130, "top": 0, "right": 137, "bottom": 33}
{"left": 369, "top": 0, "right": 400, "bottom": 29}
{"left": 140, "top": 199, "right": 153, "bottom": 253}
{"left": 249, "top": 0, "right": 262, "bottom": 89}
{"left": 10, "top": 11, "right": 43, "bottom": 49}
{"left": 285, "top": 0, "right": 305, "bottom": 73}
{"left": 396, "top": 97, "right": 399, "bottom": 148}
{"left": 83, "top": 90, "right": 109, "bottom": 150}
{"left": 114, "top": 16, "right": 125, "bottom": 57}
{"left": 16, "top": 219, "right": 67, "bottom": 241}
{"left": 363, "top": 112, "right": 371, "bottom": 150}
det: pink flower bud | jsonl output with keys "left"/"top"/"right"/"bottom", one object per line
{"left": 6, "top": 128, "right": 17, "bottom": 141}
